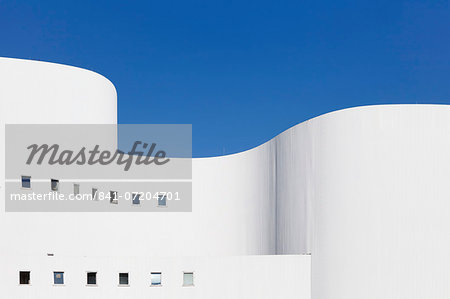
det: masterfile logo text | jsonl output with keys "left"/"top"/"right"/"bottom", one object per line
{"left": 5, "top": 124, "right": 192, "bottom": 212}
{"left": 26, "top": 141, "right": 170, "bottom": 171}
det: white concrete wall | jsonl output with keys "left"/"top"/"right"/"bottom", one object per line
{"left": 2, "top": 58, "right": 450, "bottom": 299}
{"left": 0, "top": 58, "right": 297, "bottom": 298}
{"left": 6, "top": 254, "right": 310, "bottom": 299}
{"left": 0, "top": 57, "right": 117, "bottom": 125}
{"left": 308, "top": 105, "right": 450, "bottom": 299}
{"left": 274, "top": 104, "right": 450, "bottom": 298}
{"left": 275, "top": 123, "right": 313, "bottom": 254}
{"left": 0, "top": 58, "right": 278, "bottom": 259}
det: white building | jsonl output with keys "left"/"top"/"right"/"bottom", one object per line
{"left": 1, "top": 57, "right": 450, "bottom": 299}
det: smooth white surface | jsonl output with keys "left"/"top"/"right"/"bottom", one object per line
{"left": 309, "top": 105, "right": 450, "bottom": 299}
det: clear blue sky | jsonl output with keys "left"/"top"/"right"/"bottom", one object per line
{"left": 1, "top": 0, "right": 449, "bottom": 157}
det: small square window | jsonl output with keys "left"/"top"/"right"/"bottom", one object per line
{"left": 132, "top": 193, "right": 140, "bottom": 205}
{"left": 87, "top": 272, "right": 97, "bottom": 285}
{"left": 119, "top": 273, "right": 129, "bottom": 285}
{"left": 51, "top": 179, "right": 59, "bottom": 192}
{"left": 110, "top": 191, "right": 118, "bottom": 204}
{"left": 53, "top": 272, "right": 64, "bottom": 285}
{"left": 21, "top": 176, "right": 31, "bottom": 189}
{"left": 19, "top": 271, "right": 30, "bottom": 285}
{"left": 151, "top": 272, "right": 162, "bottom": 286}
{"left": 92, "top": 188, "right": 98, "bottom": 201}
{"left": 158, "top": 194, "right": 167, "bottom": 207}
{"left": 183, "top": 272, "right": 194, "bottom": 286}
{"left": 74, "top": 184, "right": 80, "bottom": 196}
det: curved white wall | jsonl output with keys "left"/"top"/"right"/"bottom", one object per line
{"left": 0, "top": 58, "right": 278, "bottom": 260}
{"left": 272, "top": 104, "right": 450, "bottom": 298}
{"left": 2, "top": 58, "right": 450, "bottom": 299}
{"left": 308, "top": 105, "right": 450, "bottom": 299}
{"left": 0, "top": 57, "right": 117, "bottom": 125}
{"left": 273, "top": 104, "right": 450, "bottom": 298}
{"left": 0, "top": 58, "right": 117, "bottom": 260}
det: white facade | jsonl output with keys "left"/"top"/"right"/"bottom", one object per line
{"left": 1, "top": 57, "right": 450, "bottom": 298}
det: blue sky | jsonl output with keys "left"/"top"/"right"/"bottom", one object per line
{"left": 0, "top": 0, "right": 449, "bottom": 157}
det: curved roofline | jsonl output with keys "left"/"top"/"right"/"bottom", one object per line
{"left": 0, "top": 56, "right": 116, "bottom": 96}
{"left": 197, "top": 104, "right": 450, "bottom": 160}
{"left": 2, "top": 57, "right": 445, "bottom": 161}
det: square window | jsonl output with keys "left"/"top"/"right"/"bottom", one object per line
{"left": 132, "top": 193, "right": 140, "bottom": 205}
{"left": 119, "top": 273, "right": 129, "bottom": 285}
{"left": 92, "top": 188, "right": 98, "bottom": 201}
{"left": 51, "top": 179, "right": 59, "bottom": 192}
{"left": 158, "top": 194, "right": 167, "bottom": 207}
{"left": 87, "top": 272, "right": 97, "bottom": 285}
{"left": 19, "top": 271, "right": 30, "bottom": 285}
{"left": 74, "top": 184, "right": 80, "bottom": 195}
{"left": 151, "top": 272, "right": 162, "bottom": 286}
{"left": 183, "top": 272, "right": 194, "bottom": 286}
{"left": 21, "top": 176, "right": 31, "bottom": 189}
{"left": 53, "top": 272, "right": 64, "bottom": 285}
{"left": 110, "top": 191, "right": 118, "bottom": 204}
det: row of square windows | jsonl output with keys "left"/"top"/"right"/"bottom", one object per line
{"left": 18, "top": 271, "right": 194, "bottom": 287}
{"left": 20, "top": 176, "right": 167, "bottom": 206}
